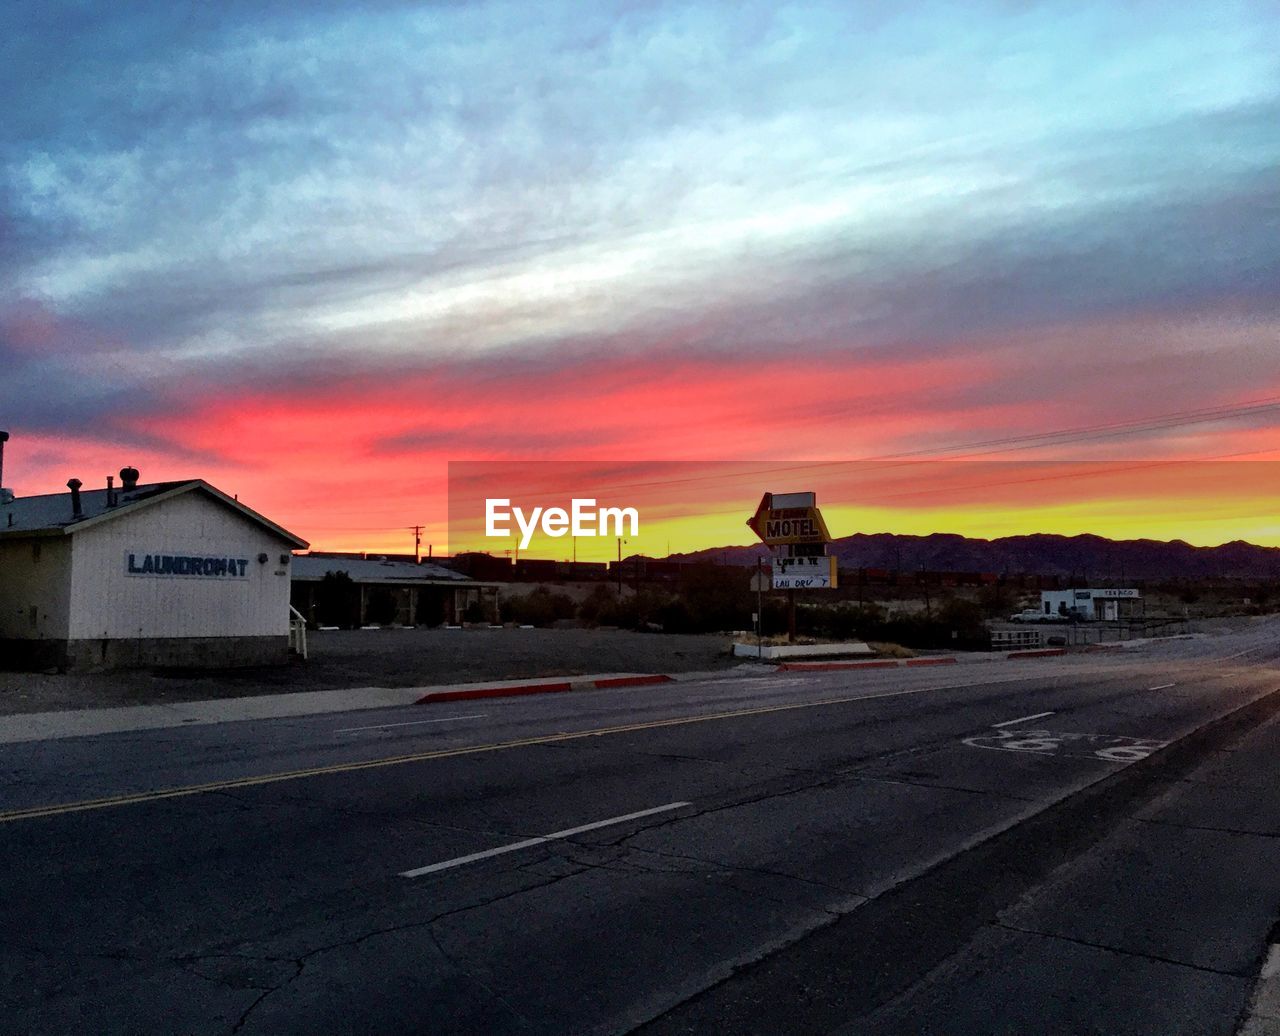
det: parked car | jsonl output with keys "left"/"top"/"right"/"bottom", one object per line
{"left": 1009, "top": 607, "right": 1087, "bottom": 623}
{"left": 1009, "top": 609, "right": 1056, "bottom": 623}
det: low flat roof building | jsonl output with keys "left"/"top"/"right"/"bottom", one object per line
{"left": 1040, "top": 588, "right": 1142, "bottom": 621}
{"left": 1, "top": 467, "right": 308, "bottom": 670}
{"left": 291, "top": 553, "right": 499, "bottom": 627}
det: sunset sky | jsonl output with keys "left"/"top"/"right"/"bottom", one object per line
{"left": 2, "top": 2, "right": 1278, "bottom": 555}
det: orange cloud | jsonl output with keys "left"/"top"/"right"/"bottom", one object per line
{"left": 8, "top": 318, "right": 1280, "bottom": 554}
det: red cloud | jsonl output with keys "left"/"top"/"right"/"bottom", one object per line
{"left": 9, "top": 311, "right": 1280, "bottom": 553}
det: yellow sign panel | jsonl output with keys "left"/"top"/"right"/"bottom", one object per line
{"left": 747, "top": 493, "right": 832, "bottom": 545}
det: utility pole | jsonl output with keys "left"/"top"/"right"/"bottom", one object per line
{"left": 617, "top": 537, "right": 624, "bottom": 595}
{"left": 411, "top": 525, "right": 423, "bottom": 563}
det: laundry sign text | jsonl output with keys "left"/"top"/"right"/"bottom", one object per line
{"left": 126, "top": 552, "right": 250, "bottom": 578}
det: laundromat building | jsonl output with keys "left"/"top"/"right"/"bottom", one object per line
{"left": 0, "top": 466, "right": 308, "bottom": 670}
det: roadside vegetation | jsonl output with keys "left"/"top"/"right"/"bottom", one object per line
{"left": 317, "top": 566, "right": 1280, "bottom": 653}
{"left": 501, "top": 570, "right": 993, "bottom": 650}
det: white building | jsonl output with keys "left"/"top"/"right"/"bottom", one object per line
{"left": 0, "top": 466, "right": 308, "bottom": 670}
{"left": 1040, "top": 587, "right": 1142, "bottom": 622}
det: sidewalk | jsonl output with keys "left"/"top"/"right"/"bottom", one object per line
{"left": 854, "top": 711, "right": 1280, "bottom": 1035}
{"left": 0, "top": 671, "right": 704, "bottom": 745}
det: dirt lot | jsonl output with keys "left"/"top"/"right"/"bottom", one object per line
{"left": 0, "top": 628, "right": 739, "bottom": 716}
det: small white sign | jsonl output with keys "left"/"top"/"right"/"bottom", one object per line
{"left": 770, "top": 492, "right": 816, "bottom": 509}
{"left": 772, "top": 556, "right": 836, "bottom": 590}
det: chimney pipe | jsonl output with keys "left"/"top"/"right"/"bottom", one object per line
{"left": 0, "top": 430, "right": 9, "bottom": 490}
{"left": 67, "top": 478, "right": 83, "bottom": 518}
{"left": 106, "top": 474, "right": 115, "bottom": 507}
{"left": 120, "top": 466, "right": 139, "bottom": 491}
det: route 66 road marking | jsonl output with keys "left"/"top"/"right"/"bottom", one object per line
{"left": 963, "top": 728, "right": 1168, "bottom": 762}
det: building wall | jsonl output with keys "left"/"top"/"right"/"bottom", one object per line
{"left": 1041, "top": 589, "right": 1096, "bottom": 618}
{"left": 67, "top": 492, "right": 294, "bottom": 641}
{"left": 0, "top": 537, "right": 73, "bottom": 640}
{"left": 63, "top": 635, "right": 287, "bottom": 670}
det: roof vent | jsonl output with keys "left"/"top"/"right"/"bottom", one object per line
{"left": 120, "top": 466, "right": 140, "bottom": 491}
{"left": 67, "top": 478, "right": 83, "bottom": 518}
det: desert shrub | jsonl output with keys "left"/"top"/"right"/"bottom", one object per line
{"left": 577, "top": 584, "right": 619, "bottom": 627}
{"left": 499, "top": 587, "right": 577, "bottom": 627}
{"left": 316, "top": 571, "right": 359, "bottom": 629}
{"left": 365, "top": 588, "right": 398, "bottom": 626}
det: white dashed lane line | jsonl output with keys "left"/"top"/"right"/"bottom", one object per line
{"left": 992, "top": 711, "right": 1056, "bottom": 728}
{"left": 400, "top": 801, "right": 691, "bottom": 878}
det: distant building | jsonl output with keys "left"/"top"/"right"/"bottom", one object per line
{"left": 1040, "top": 588, "right": 1142, "bottom": 621}
{"left": 442, "top": 551, "right": 515, "bottom": 582}
{"left": 0, "top": 464, "right": 307, "bottom": 670}
{"left": 290, "top": 553, "right": 499, "bottom": 627}
{"left": 441, "top": 552, "right": 610, "bottom": 583}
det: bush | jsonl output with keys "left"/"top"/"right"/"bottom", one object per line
{"left": 499, "top": 587, "right": 577, "bottom": 627}
{"left": 577, "top": 585, "right": 619, "bottom": 627}
{"left": 678, "top": 566, "right": 754, "bottom": 632}
{"left": 784, "top": 598, "right": 988, "bottom": 650}
{"left": 365, "top": 588, "right": 398, "bottom": 626}
{"left": 315, "top": 571, "right": 359, "bottom": 629}
{"left": 977, "top": 582, "right": 1014, "bottom": 618}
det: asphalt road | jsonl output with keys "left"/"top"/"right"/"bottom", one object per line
{"left": 3, "top": 625, "right": 1280, "bottom": 1034}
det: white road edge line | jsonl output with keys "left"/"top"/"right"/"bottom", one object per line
{"left": 992, "top": 711, "right": 1056, "bottom": 728}
{"left": 400, "top": 801, "right": 691, "bottom": 878}
{"left": 336, "top": 714, "right": 488, "bottom": 735}
{"left": 1215, "top": 646, "right": 1265, "bottom": 662}
{"left": 1147, "top": 683, "right": 1176, "bottom": 691}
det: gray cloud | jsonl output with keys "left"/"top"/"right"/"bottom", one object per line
{"left": 2, "top": 0, "right": 1278, "bottom": 460}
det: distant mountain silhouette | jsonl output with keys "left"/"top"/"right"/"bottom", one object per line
{"left": 673, "top": 532, "right": 1280, "bottom": 581}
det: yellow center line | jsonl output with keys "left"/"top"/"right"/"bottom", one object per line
{"left": 0, "top": 684, "right": 942, "bottom": 824}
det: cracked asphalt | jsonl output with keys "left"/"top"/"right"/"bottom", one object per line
{"left": 3, "top": 624, "right": 1280, "bottom": 1034}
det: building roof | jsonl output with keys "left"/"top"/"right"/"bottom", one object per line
{"left": 0, "top": 480, "right": 309, "bottom": 548}
{"left": 291, "top": 554, "right": 484, "bottom": 585}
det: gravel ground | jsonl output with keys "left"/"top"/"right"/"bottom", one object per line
{"left": 0, "top": 628, "right": 739, "bottom": 716}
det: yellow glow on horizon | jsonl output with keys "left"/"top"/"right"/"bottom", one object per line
{"left": 437, "top": 499, "right": 1280, "bottom": 561}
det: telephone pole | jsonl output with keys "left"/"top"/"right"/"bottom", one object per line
{"left": 411, "top": 525, "right": 424, "bottom": 563}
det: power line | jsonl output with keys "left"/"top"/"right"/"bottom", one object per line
{"left": 501, "top": 394, "right": 1280, "bottom": 498}
{"left": 298, "top": 396, "right": 1280, "bottom": 542}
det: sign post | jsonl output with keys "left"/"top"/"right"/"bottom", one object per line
{"left": 755, "top": 557, "right": 764, "bottom": 658}
{"left": 745, "top": 491, "right": 836, "bottom": 644}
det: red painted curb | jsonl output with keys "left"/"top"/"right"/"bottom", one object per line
{"left": 779, "top": 660, "right": 898, "bottom": 672}
{"left": 1007, "top": 648, "right": 1069, "bottom": 659}
{"left": 417, "top": 673, "right": 679, "bottom": 704}
{"left": 417, "top": 681, "right": 572, "bottom": 704}
{"left": 904, "top": 657, "right": 958, "bottom": 667}
{"left": 593, "top": 675, "right": 675, "bottom": 689}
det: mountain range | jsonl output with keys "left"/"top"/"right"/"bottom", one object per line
{"left": 672, "top": 532, "right": 1280, "bottom": 581}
